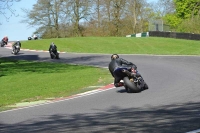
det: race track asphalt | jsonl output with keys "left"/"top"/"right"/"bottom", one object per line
{"left": 0, "top": 46, "right": 200, "bottom": 133}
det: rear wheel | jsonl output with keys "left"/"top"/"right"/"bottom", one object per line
{"left": 56, "top": 53, "right": 60, "bottom": 59}
{"left": 1, "top": 42, "right": 4, "bottom": 47}
{"left": 124, "top": 85, "right": 132, "bottom": 93}
{"left": 123, "top": 77, "right": 141, "bottom": 93}
{"left": 50, "top": 54, "right": 54, "bottom": 59}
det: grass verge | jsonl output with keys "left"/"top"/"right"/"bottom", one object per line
{"left": 0, "top": 58, "right": 112, "bottom": 111}
{"left": 21, "top": 37, "right": 200, "bottom": 55}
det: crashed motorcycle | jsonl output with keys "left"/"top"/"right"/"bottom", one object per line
{"left": 12, "top": 45, "right": 20, "bottom": 55}
{"left": 121, "top": 66, "right": 148, "bottom": 93}
{"left": 49, "top": 49, "right": 59, "bottom": 59}
{"left": 28, "top": 36, "right": 38, "bottom": 40}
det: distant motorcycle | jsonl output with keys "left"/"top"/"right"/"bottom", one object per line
{"left": 0, "top": 41, "right": 7, "bottom": 47}
{"left": 50, "top": 49, "right": 59, "bottom": 59}
{"left": 12, "top": 45, "right": 20, "bottom": 55}
{"left": 122, "top": 65, "right": 148, "bottom": 93}
{"left": 28, "top": 36, "right": 38, "bottom": 40}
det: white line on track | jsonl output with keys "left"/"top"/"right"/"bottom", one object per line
{"left": 186, "top": 129, "right": 200, "bottom": 133}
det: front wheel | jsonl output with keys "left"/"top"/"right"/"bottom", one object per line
{"left": 123, "top": 77, "right": 141, "bottom": 93}
{"left": 50, "top": 53, "right": 54, "bottom": 59}
{"left": 14, "top": 49, "right": 19, "bottom": 55}
{"left": 1, "top": 42, "right": 4, "bottom": 47}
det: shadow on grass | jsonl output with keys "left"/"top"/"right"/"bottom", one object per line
{"left": 1, "top": 53, "right": 110, "bottom": 66}
{"left": 59, "top": 55, "right": 110, "bottom": 67}
{"left": 0, "top": 54, "right": 108, "bottom": 77}
{"left": 0, "top": 102, "right": 200, "bottom": 133}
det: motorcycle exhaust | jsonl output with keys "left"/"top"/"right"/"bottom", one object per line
{"left": 122, "top": 69, "right": 136, "bottom": 77}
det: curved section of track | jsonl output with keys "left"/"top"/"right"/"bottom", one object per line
{"left": 1, "top": 47, "right": 200, "bottom": 133}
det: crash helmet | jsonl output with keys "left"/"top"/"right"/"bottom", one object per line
{"left": 111, "top": 54, "right": 119, "bottom": 60}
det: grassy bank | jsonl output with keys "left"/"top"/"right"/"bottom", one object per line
{"left": 0, "top": 58, "right": 112, "bottom": 110}
{"left": 21, "top": 37, "right": 200, "bottom": 55}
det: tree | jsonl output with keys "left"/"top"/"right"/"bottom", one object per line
{"left": 174, "top": 0, "right": 200, "bottom": 19}
{"left": 164, "top": 0, "right": 200, "bottom": 33}
{"left": 111, "top": 0, "right": 126, "bottom": 36}
{"left": 151, "top": 0, "right": 175, "bottom": 18}
{"left": 22, "top": 0, "right": 66, "bottom": 38}
{"left": 0, "top": 0, "right": 20, "bottom": 24}
{"left": 68, "top": 0, "right": 92, "bottom": 36}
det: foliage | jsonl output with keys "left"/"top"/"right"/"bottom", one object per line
{"left": 22, "top": 0, "right": 152, "bottom": 38}
{"left": 164, "top": 13, "right": 182, "bottom": 30}
{"left": 19, "top": 0, "right": 200, "bottom": 36}
{"left": 164, "top": 0, "right": 200, "bottom": 33}
{"left": 178, "top": 16, "right": 200, "bottom": 33}
{"left": 174, "top": 0, "right": 200, "bottom": 19}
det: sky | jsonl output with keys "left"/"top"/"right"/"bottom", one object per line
{"left": 0, "top": 0, "right": 37, "bottom": 41}
{"left": 0, "top": 0, "right": 157, "bottom": 41}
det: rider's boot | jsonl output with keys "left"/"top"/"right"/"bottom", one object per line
{"left": 114, "top": 82, "right": 124, "bottom": 87}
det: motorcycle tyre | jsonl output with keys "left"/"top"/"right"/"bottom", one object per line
{"left": 123, "top": 77, "right": 141, "bottom": 93}
{"left": 56, "top": 53, "right": 59, "bottom": 59}
{"left": 14, "top": 50, "right": 17, "bottom": 55}
{"left": 28, "top": 37, "right": 32, "bottom": 40}
{"left": 14, "top": 49, "right": 19, "bottom": 55}
{"left": 1, "top": 42, "right": 4, "bottom": 47}
{"left": 50, "top": 54, "right": 54, "bottom": 59}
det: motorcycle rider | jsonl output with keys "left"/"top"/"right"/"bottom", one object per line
{"left": 108, "top": 54, "right": 137, "bottom": 87}
{"left": 49, "top": 42, "right": 59, "bottom": 59}
{"left": 1, "top": 35, "right": 8, "bottom": 45}
{"left": 12, "top": 40, "right": 21, "bottom": 54}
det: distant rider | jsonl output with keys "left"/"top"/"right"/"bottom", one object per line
{"left": 108, "top": 54, "right": 137, "bottom": 87}
{"left": 49, "top": 42, "right": 59, "bottom": 59}
{"left": 49, "top": 42, "right": 57, "bottom": 53}
{"left": 2, "top": 36, "right": 8, "bottom": 45}
{"left": 12, "top": 40, "right": 21, "bottom": 54}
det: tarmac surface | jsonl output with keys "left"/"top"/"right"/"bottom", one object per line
{"left": 0, "top": 44, "right": 200, "bottom": 133}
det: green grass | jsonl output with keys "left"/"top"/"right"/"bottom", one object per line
{"left": 0, "top": 58, "right": 112, "bottom": 110}
{"left": 21, "top": 37, "right": 200, "bottom": 55}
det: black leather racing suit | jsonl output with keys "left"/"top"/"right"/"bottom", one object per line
{"left": 2, "top": 37, "right": 8, "bottom": 45}
{"left": 49, "top": 44, "right": 57, "bottom": 54}
{"left": 12, "top": 41, "right": 21, "bottom": 52}
{"left": 108, "top": 58, "right": 137, "bottom": 87}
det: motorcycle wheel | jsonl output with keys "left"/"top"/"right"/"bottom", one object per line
{"left": 123, "top": 77, "right": 141, "bottom": 93}
{"left": 124, "top": 85, "right": 132, "bottom": 93}
{"left": 50, "top": 54, "right": 53, "bottom": 59}
{"left": 1, "top": 42, "right": 4, "bottom": 47}
{"left": 14, "top": 50, "right": 17, "bottom": 55}
{"left": 56, "top": 53, "right": 59, "bottom": 59}
{"left": 50, "top": 53, "right": 54, "bottom": 59}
